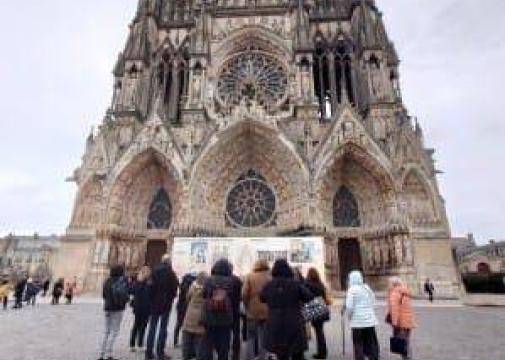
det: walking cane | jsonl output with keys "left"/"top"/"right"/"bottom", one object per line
{"left": 341, "top": 305, "right": 346, "bottom": 356}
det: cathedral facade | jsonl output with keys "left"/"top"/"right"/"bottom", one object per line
{"left": 56, "top": 0, "right": 460, "bottom": 296}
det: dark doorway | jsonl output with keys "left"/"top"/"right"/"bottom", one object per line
{"left": 338, "top": 238, "right": 363, "bottom": 290}
{"left": 145, "top": 240, "right": 167, "bottom": 269}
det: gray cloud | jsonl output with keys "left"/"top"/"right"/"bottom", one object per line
{"left": 0, "top": 1, "right": 503, "bottom": 243}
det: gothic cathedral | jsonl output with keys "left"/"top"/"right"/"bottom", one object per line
{"left": 56, "top": 0, "right": 460, "bottom": 296}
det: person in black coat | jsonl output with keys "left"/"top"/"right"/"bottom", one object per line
{"left": 145, "top": 255, "right": 179, "bottom": 360}
{"left": 260, "top": 259, "right": 314, "bottom": 360}
{"left": 99, "top": 265, "right": 129, "bottom": 360}
{"left": 13, "top": 277, "right": 26, "bottom": 309}
{"left": 174, "top": 272, "right": 197, "bottom": 347}
{"left": 230, "top": 268, "right": 244, "bottom": 360}
{"left": 42, "top": 279, "right": 50, "bottom": 297}
{"left": 202, "top": 259, "right": 241, "bottom": 360}
{"left": 51, "top": 278, "right": 64, "bottom": 305}
{"left": 130, "top": 266, "right": 152, "bottom": 352}
{"left": 305, "top": 268, "right": 329, "bottom": 359}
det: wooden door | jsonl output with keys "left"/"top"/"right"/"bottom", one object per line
{"left": 145, "top": 240, "right": 167, "bottom": 269}
{"left": 338, "top": 238, "right": 363, "bottom": 290}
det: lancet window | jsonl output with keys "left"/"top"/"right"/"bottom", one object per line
{"left": 333, "top": 186, "right": 360, "bottom": 227}
{"left": 158, "top": 49, "right": 190, "bottom": 122}
{"left": 147, "top": 188, "right": 172, "bottom": 229}
{"left": 313, "top": 41, "right": 355, "bottom": 120}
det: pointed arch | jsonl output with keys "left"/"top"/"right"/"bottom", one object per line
{"left": 400, "top": 164, "right": 440, "bottom": 224}
{"left": 333, "top": 186, "right": 360, "bottom": 227}
{"left": 147, "top": 188, "right": 172, "bottom": 229}
{"left": 106, "top": 148, "right": 182, "bottom": 229}
{"left": 189, "top": 120, "right": 309, "bottom": 230}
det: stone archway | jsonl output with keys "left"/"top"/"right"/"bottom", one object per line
{"left": 314, "top": 143, "right": 403, "bottom": 290}
{"left": 190, "top": 120, "right": 309, "bottom": 233}
{"left": 103, "top": 148, "right": 183, "bottom": 269}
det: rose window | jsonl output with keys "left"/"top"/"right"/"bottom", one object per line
{"left": 216, "top": 51, "right": 288, "bottom": 110}
{"left": 226, "top": 170, "right": 276, "bottom": 228}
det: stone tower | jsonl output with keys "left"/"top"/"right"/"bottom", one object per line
{"left": 56, "top": 0, "right": 460, "bottom": 296}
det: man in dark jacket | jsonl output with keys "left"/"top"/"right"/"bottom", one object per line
{"left": 13, "top": 277, "right": 26, "bottom": 309}
{"left": 146, "top": 254, "right": 179, "bottom": 360}
{"left": 201, "top": 259, "right": 241, "bottom": 360}
{"left": 99, "top": 265, "right": 129, "bottom": 360}
{"left": 230, "top": 267, "right": 243, "bottom": 360}
{"left": 174, "top": 272, "right": 197, "bottom": 347}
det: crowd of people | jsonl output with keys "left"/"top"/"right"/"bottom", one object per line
{"left": 0, "top": 276, "right": 77, "bottom": 309}
{"left": 98, "top": 255, "right": 423, "bottom": 360}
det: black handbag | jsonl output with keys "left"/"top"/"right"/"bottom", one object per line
{"left": 303, "top": 296, "right": 330, "bottom": 323}
{"left": 390, "top": 336, "right": 408, "bottom": 356}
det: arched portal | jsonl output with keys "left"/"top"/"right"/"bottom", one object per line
{"left": 190, "top": 121, "right": 309, "bottom": 232}
{"left": 107, "top": 149, "right": 181, "bottom": 230}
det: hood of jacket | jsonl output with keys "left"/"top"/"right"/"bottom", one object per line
{"left": 211, "top": 259, "right": 232, "bottom": 277}
{"left": 348, "top": 270, "right": 364, "bottom": 286}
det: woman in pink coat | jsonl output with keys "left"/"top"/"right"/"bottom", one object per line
{"left": 387, "top": 277, "right": 416, "bottom": 360}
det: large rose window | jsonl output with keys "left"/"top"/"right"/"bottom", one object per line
{"left": 216, "top": 51, "right": 288, "bottom": 111}
{"left": 226, "top": 170, "right": 276, "bottom": 228}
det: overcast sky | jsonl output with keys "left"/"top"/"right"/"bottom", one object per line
{"left": 0, "top": 1, "right": 503, "bottom": 244}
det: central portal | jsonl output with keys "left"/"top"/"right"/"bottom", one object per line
{"left": 338, "top": 238, "right": 363, "bottom": 290}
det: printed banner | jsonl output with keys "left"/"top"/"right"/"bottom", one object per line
{"left": 172, "top": 237, "right": 325, "bottom": 281}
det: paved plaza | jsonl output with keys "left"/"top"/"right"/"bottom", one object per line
{"left": 0, "top": 298, "right": 504, "bottom": 360}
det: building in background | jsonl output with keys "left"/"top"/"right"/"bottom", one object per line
{"left": 56, "top": 0, "right": 461, "bottom": 296}
{"left": 0, "top": 233, "right": 60, "bottom": 280}
{"left": 453, "top": 234, "right": 505, "bottom": 275}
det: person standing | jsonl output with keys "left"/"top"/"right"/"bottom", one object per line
{"left": 65, "top": 281, "right": 76, "bottom": 305}
{"left": 181, "top": 272, "right": 207, "bottom": 360}
{"left": 201, "top": 259, "right": 240, "bottom": 360}
{"left": 260, "top": 259, "right": 314, "bottom": 360}
{"left": 174, "top": 272, "right": 197, "bottom": 347}
{"left": 0, "top": 280, "right": 11, "bottom": 310}
{"left": 42, "top": 278, "right": 50, "bottom": 297}
{"left": 424, "top": 279, "right": 435, "bottom": 302}
{"left": 242, "top": 259, "right": 271, "bottom": 360}
{"left": 345, "top": 270, "right": 379, "bottom": 360}
{"left": 387, "top": 277, "right": 416, "bottom": 360}
{"left": 51, "top": 278, "right": 64, "bottom": 305}
{"left": 130, "top": 266, "right": 152, "bottom": 352}
{"left": 25, "top": 278, "right": 39, "bottom": 306}
{"left": 146, "top": 254, "right": 179, "bottom": 360}
{"left": 305, "top": 268, "right": 329, "bottom": 359}
{"left": 13, "top": 277, "right": 26, "bottom": 309}
{"left": 230, "top": 265, "right": 243, "bottom": 360}
{"left": 98, "top": 265, "right": 130, "bottom": 360}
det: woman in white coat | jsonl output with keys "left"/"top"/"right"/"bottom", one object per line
{"left": 345, "top": 270, "right": 380, "bottom": 360}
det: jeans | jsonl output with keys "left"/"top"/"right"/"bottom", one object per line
{"left": 100, "top": 311, "right": 124, "bottom": 359}
{"left": 394, "top": 327, "right": 412, "bottom": 360}
{"left": 351, "top": 327, "right": 379, "bottom": 360}
{"left": 130, "top": 313, "right": 149, "bottom": 348}
{"left": 182, "top": 331, "right": 205, "bottom": 360}
{"left": 312, "top": 321, "right": 327, "bottom": 357}
{"left": 245, "top": 319, "right": 266, "bottom": 360}
{"left": 203, "top": 326, "right": 232, "bottom": 360}
{"left": 146, "top": 311, "right": 171, "bottom": 357}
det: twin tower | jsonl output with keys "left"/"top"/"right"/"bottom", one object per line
{"left": 55, "top": 0, "right": 460, "bottom": 296}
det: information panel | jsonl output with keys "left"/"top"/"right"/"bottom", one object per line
{"left": 172, "top": 237, "right": 325, "bottom": 281}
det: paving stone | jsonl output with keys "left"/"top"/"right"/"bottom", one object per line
{"left": 1, "top": 298, "right": 504, "bottom": 360}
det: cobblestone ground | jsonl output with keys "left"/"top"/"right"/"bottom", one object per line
{"left": 0, "top": 297, "right": 504, "bottom": 360}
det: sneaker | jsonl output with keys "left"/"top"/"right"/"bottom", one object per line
{"left": 145, "top": 354, "right": 155, "bottom": 360}
{"left": 157, "top": 354, "right": 171, "bottom": 360}
{"left": 131, "top": 347, "right": 136, "bottom": 353}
